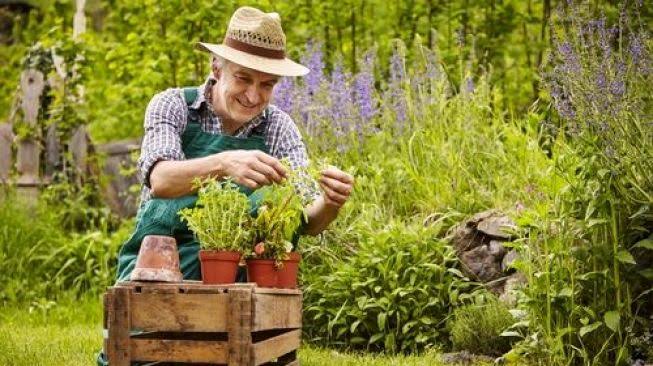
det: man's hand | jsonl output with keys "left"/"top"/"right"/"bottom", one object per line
{"left": 318, "top": 167, "right": 354, "bottom": 208}
{"left": 217, "top": 150, "right": 287, "bottom": 190}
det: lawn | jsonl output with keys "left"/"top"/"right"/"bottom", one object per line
{"left": 0, "top": 296, "right": 491, "bottom": 366}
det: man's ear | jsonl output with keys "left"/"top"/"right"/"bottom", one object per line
{"left": 212, "top": 57, "right": 222, "bottom": 79}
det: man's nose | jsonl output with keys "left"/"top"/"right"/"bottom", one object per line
{"left": 245, "top": 85, "right": 261, "bottom": 104}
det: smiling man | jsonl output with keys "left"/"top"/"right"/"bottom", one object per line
{"left": 113, "top": 6, "right": 354, "bottom": 283}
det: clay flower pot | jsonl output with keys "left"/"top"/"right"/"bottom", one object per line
{"left": 276, "top": 252, "right": 301, "bottom": 289}
{"left": 131, "top": 235, "right": 183, "bottom": 282}
{"left": 247, "top": 252, "right": 301, "bottom": 288}
{"left": 199, "top": 250, "right": 241, "bottom": 284}
{"left": 246, "top": 259, "right": 278, "bottom": 287}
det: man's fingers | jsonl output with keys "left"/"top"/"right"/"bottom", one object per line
{"left": 255, "top": 151, "right": 287, "bottom": 177}
{"left": 251, "top": 160, "right": 283, "bottom": 183}
{"left": 321, "top": 167, "right": 354, "bottom": 184}
{"left": 245, "top": 170, "right": 270, "bottom": 186}
{"left": 319, "top": 176, "right": 352, "bottom": 196}
{"left": 321, "top": 184, "right": 348, "bottom": 205}
{"left": 239, "top": 177, "right": 259, "bottom": 190}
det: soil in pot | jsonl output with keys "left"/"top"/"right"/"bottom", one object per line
{"left": 199, "top": 250, "right": 241, "bottom": 284}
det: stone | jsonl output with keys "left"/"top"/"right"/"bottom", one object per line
{"left": 460, "top": 245, "right": 502, "bottom": 282}
{"left": 489, "top": 240, "right": 507, "bottom": 257}
{"left": 498, "top": 273, "right": 527, "bottom": 306}
{"left": 501, "top": 249, "right": 520, "bottom": 272}
{"left": 476, "top": 214, "right": 516, "bottom": 239}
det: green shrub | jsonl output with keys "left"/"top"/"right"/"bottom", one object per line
{"left": 450, "top": 295, "right": 514, "bottom": 356}
{"left": 0, "top": 191, "right": 131, "bottom": 304}
{"left": 303, "top": 219, "right": 475, "bottom": 353}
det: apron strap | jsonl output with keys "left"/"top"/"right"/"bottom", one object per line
{"left": 183, "top": 87, "right": 199, "bottom": 106}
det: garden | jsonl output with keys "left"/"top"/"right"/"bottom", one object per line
{"left": 0, "top": 0, "right": 651, "bottom": 365}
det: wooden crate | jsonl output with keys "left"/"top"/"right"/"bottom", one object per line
{"left": 103, "top": 281, "right": 302, "bottom": 366}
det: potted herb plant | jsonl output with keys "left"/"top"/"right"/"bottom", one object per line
{"left": 246, "top": 168, "right": 308, "bottom": 288}
{"left": 179, "top": 179, "right": 251, "bottom": 284}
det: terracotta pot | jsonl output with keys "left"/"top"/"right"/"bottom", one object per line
{"left": 276, "top": 252, "right": 301, "bottom": 289}
{"left": 247, "top": 252, "right": 301, "bottom": 288}
{"left": 131, "top": 235, "right": 183, "bottom": 282}
{"left": 246, "top": 259, "right": 278, "bottom": 287}
{"left": 199, "top": 250, "right": 241, "bottom": 284}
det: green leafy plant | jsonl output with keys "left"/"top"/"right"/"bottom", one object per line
{"left": 303, "top": 219, "right": 476, "bottom": 353}
{"left": 449, "top": 294, "right": 514, "bottom": 356}
{"left": 250, "top": 164, "right": 309, "bottom": 262}
{"left": 179, "top": 179, "right": 252, "bottom": 252}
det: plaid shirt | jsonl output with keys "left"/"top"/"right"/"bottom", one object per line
{"left": 138, "top": 81, "right": 319, "bottom": 204}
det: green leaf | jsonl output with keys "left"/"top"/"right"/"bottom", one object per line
{"left": 350, "top": 320, "right": 361, "bottom": 333}
{"left": 369, "top": 333, "right": 384, "bottom": 345}
{"left": 616, "top": 250, "right": 636, "bottom": 265}
{"left": 638, "top": 268, "right": 653, "bottom": 280}
{"left": 604, "top": 311, "right": 620, "bottom": 332}
{"left": 633, "top": 238, "right": 653, "bottom": 251}
{"left": 580, "top": 322, "right": 602, "bottom": 337}
{"left": 377, "top": 312, "right": 387, "bottom": 330}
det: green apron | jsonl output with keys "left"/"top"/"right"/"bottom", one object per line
{"left": 115, "top": 87, "right": 269, "bottom": 282}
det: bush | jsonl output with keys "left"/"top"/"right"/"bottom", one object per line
{"left": 303, "top": 219, "right": 476, "bottom": 353}
{"left": 0, "top": 191, "right": 132, "bottom": 304}
{"left": 450, "top": 295, "right": 514, "bottom": 356}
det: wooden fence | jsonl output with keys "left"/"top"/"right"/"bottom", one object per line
{"left": 0, "top": 67, "right": 141, "bottom": 217}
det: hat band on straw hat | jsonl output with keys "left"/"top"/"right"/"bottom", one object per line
{"left": 224, "top": 37, "right": 285, "bottom": 60}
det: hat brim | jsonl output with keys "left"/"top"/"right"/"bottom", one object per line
{"left": 197, "top": 42, "right": 309, "bottom": 77}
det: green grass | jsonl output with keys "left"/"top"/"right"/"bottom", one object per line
{"left": 0, "top": 296, "right": 492, "bottom": 366}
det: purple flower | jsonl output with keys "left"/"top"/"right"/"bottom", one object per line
{"left": 272, "top": 77, "right": 295, "bottom": 114}
{"left": 301, "top": 40, "right": 325, "bottom": 96}
{"left": 557, "top": 41, "right": 581, "bottom": 73}
{"left": 353, "top": 50, "right": 376, "bottom": 121}
{"left": 464, "top": 76, "right": 475, "bottom": 94}
{"left": 329, "top": 60, "right": 353, "bottom": 144}
{"left": 390, "top": 46, "right": 406, "bottom": 84}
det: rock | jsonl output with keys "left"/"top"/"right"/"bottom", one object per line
{"left": 489, "top": 240, "right": 507, "bottom": 257}
{"left": 501, "top": 250, "right": 520, "bottom": 272}
{"left": 498, "top": 273, "right": 527, "bottom": 306}
{"left": 441, "top": 351, "right": 494, "bottom": 365}
{"left": 477, "top": 214, "right": 516, "bottom": 239}
{"left": 451, "top": 223, "right": 488, "bottom": 253}
{"left": 460, "top": 245, "right": 502, "bottom": 282}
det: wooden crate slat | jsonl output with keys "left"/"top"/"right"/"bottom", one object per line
{"left": 130, "top": 339, "right": 228, "bottom": 363}
{"left": 253, "top": 293, "right": 302, "bottom": 331}
{"left": 228, "top": 288, "right": 253, "bottom": 366}
{"left": 131, "top": 292, "right": 229, "bottom": 332}
{"left": 252, "top": 329, "right": 302, "bottom": 366}
{"left": 106, "top": 287, "right": 131, "bottom": 366}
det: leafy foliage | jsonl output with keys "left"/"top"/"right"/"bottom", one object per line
{"left": 449, "top": 295, "right": 514, "bottom": 356}
{"left": 179, "top": 179, "right": 252, "bottom": 252}
{"left": 303, "top": 220, "right": 476, "bottom": 353}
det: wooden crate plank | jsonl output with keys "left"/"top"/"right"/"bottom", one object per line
{"left": 251, "top": 329, "right": 301, "bottom": 366}
{"left": 253, "top": 293, "right": 302, "bottom": 331}
{"left": 228, "top": 288, "right": 253, "bottom": 366}
{"left": 131, "top": 292, "right": 229, "bottom": 332}
{"left": 130, "top": 339, "right": 228, "bottom": 363}
{"left": 106, "top": 287, "right": 131, "bottom": 366}
{"left": 253, "top": 287, "right": 301, "bottom": 295}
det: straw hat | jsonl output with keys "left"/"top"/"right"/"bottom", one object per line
{"left": 198, "top": 7, "right": 309, "bottom": 77}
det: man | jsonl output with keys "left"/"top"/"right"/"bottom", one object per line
{"left": 114, "top": 6, "right": 354, "bottom": 282}
{"left": 97, "top": 6, "right": 353, "bottom": 365}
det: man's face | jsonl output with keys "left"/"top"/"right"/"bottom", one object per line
{"left": 210, "top": 61, "right": 279, "bottom": 126}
